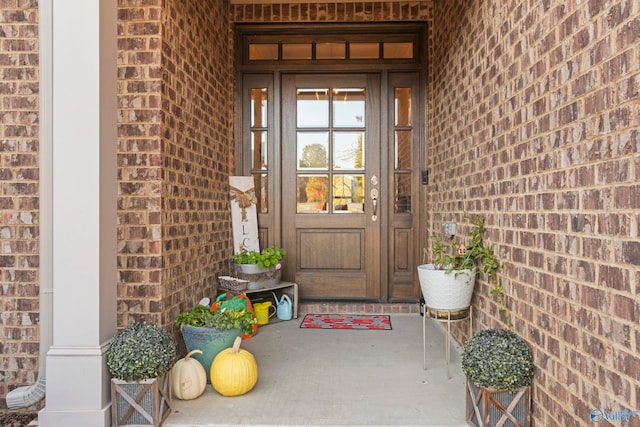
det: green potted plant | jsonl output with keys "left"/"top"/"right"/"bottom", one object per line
{"left": 231, "top": 245, "right": 286, "bottom": 289}
{"left": 176, "top": 297, "right": 256, "bottom": 381}
{"left": 107, "top": 322, "right": 176, "bottom": 426}
{"left": 417, "top": 216, "right": 504, "bottom": 320}
{"left": 461, "top": 328, "right": 534, "bottom": 426}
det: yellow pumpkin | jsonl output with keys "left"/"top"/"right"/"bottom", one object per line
{"left": 170, "top": 349, "right": 207, "bottom": 400}
{"left": 210, "top": 336, "right": 258, "bottom": 396}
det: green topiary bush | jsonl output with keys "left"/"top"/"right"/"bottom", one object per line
{"left": 461, "top": 328, "right": 534, "bottom": 391}
{"left": 107, "top": 322, "right": 176, "bottom": 382}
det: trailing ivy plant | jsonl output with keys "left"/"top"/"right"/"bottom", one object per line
{"left": 461, "top": 328, "right": 534, "bottom": 391}
{"left": 107, "top": 322, "right": 176, "bottom": 382}
{"left": 431, "top": 216, "right": 510, "bottom": 325}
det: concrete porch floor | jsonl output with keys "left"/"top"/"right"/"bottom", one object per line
{"left": 164, "top": 304, "right": 468, "bottom": 427}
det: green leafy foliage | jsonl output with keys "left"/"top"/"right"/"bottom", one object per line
{"left": 431, "top": 216, "right": 509, "bottom": 324}
{"left": 232, "top": 245, "right": 286, "bottom": 268}
{"left": 461, "top": 328, "right": 534, "bottom": 391}
{"left": 175, "top": 303, "right": 256, "bottom": 336}
{"left": 107, "top": 322, "right": 176, "bottom": 382}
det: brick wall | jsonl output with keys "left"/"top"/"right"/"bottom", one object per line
{"left": 430, "top": 1, "right": 639, "bottom": 425}
{"left": 158, "top": 0, "right": 234, "bottom": 330}
{"left": 232, "top": 1, "right": 432, "bottom": 21}
{"left": 0, "top": 0, "right": 40, "bottom": 405}
{"left": 117, "top": 0, "right": 234, "bottom": 330}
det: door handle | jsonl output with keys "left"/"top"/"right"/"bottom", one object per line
{"left": 370, "top": 188, "right": 379, "bottom": 222}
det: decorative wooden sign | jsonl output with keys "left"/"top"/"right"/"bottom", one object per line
{"left": 229, "top": 176, "right": 260, "bottom": 254}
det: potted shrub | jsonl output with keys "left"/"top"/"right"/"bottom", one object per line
{"left": 417, "top": 216, "right": 503, "bottom": 320}
{"left": 231, "top": 245, "right": 286, "bottom": 289}
{"left": 107, "top": 322, "right": 176, "bottom": 427}
{"left": 175, "top": 296, "right": 256, "bottom": 382}
{"left": 461, "top": 328, "right": 534, "bottom": 427}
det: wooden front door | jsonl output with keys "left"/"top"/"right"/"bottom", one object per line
{"left": 282, "top": 74, "right": 381, "bottom": 299}
{"left": 235, "top": 23, "right": 427, "bottom": 302}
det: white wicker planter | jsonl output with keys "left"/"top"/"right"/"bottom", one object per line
{"left": 417, "top": 264, "right": 476, "bottom": 315}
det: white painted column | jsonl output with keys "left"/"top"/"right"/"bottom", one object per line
{"left": 39, "top": 0, "right": 118, "bottom": 425}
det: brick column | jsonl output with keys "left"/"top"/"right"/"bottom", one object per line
{"left": 39, "top": 1, "right": 117, "bottom": 425}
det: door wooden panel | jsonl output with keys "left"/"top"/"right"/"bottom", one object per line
{"left": 299, "top": 231, "right": 363, "bottom": 270}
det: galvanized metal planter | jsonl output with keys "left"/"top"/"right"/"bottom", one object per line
{"left": 465, "top": 380, "right": 531, "bottom": 427}
{"left": 111, "top": 375, "right": 172, "bottom": 427}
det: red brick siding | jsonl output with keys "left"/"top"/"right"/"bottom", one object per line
{"left": 232, "top": 1, "right": 432, "bottom": 21}
{"left": 0, "top": 0, "right": 40, "bottom": 406}
{"left": 117, "top": 0, "right": 164, "bottom": 326}
{"left": 117, "top": 0, "right": 233, "bottom": 330}
{"left": 159, "top": 0, "right": 234, "bottom": 331}
{"left": 430, "top": 1, "right": 639, "bottom": 425}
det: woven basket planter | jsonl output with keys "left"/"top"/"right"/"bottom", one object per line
{"left": 417, "top": 264, "right": 476, "bottom": 319}
{"left": 111, "top": 375, "right": 172, "bottom": 427}
{"left": 218, "top": 275, "right": 249, "bottom": 292}
{"left": 232, "top": 262, "right": 283, "bottom": 290}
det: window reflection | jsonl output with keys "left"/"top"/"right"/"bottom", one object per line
{"left": 283, "top": 43, "right": 312, "bottom": 60}
{"left": 251, "top": 131, "right": 267, "bottom": 170}
{"left": 394, "top": 131, "right": 411, "bottom": 170}
{"left": 296, "top": 86, "right": 367, "bottom": 215}
{"left": 394, "top": 173, "right": 411, "bottom": 213}
{"left": 350, "top": 42, "right": 379, "bottom": 59}
{"left": 297, "top": 133, "right": 329, "bottom": 169}
{"left": 334, "top": 132, "right": 364, "bottom": 170}
{"left": 297, "top": 89, "right": 329, "bottom": 127}
{"left": 297, "top": 175, "right": 329, "bottom": 213}
{"left": 394, "top": 88, "right": 411, "bottom": 126}
{"left": 317, "top": 43, "right": 346, "bottom": 59}
{"left": 333, "top": 88, "right": 365, "bottom": 127}
{"left": 333, "top": 175, "right": 365, "bottom": 213}
{"left": 251, "top": 173, "right": 268, "bottom": 213}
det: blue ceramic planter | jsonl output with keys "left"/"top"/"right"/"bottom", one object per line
{"left": 181, "top": 325, "right": 241, "bottom": 382}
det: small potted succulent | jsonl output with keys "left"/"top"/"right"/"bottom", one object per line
{"left": 461, "top": 328, "right": 534, "bottom": 426}
{"left": 231, "top": 245, "right": 286, "bottom": 289}
{"left": 176, "top": 295, "right": 257, "bottom": 381}
{"left": 107, "top": 322, "right": 176, "bottom": 426}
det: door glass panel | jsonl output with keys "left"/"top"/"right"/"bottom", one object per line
{"left": 251, "top": 88, "right": 268, "bottom": 126}
{"left": 333, "top": 174, "right": 365, "bottom": 213}
{"left": 317, "top": 42, "right": 346, "bottom": 59}
{"left": 394, "top": 130, "right": 411, "bottom": 170}
{"left": 297, "top": 132, "right": 329, "bottom": 169}
{"left": 249, "top": 44, "right": 278, "bottom": 60}
{"left": 333, "top": 88, "right": 365, "bottom": 127}
{"left": 394, "top": 173, "right": 411, "bottom": 213}
{"left": 254, "top": 173, "right": 268, "bottom": 213}
{"left": 297, "top": 84, "right": 367, "bottom": 215}
{"left": 394, "top": 88, "right": 411, "bottom": 126}
{"left": 251, "top": 131, "right": 267, "bottom": 170}
{"left": 283, "top": 43, "right": 312, "bottom": 60}
{"left": 297, "top": 89, "right": 329, "bottom": 127}
{"left": 334, "top": 132, "right": 365, "bottom": 170}
{"left": 297, "top": 175, "right": 328, "bottom": 213}
{"left": 350, "top": 42, "right": 379, "bottom": 59}
{"left": 383, "top": 42, "right": 414, "bottom": 59}
{"left": 250, "top": 87, "right": 269, "bottom": 212}
{"left": 393, "top": 86, "right": 412, "bottom": 213}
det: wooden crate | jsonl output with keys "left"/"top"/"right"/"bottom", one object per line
{"left": 466, "top": 379, "right": 530, "bottom": 427}
{"left": 111, "top": 375, "right": 172, "bottom": 427}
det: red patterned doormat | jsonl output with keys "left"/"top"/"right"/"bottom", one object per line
{"left": 300, "top": 314, "right": 392, "bottom": 330}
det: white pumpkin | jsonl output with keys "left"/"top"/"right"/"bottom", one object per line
{"left": 170, "top": 349, "right": 207, "bottom": 400}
